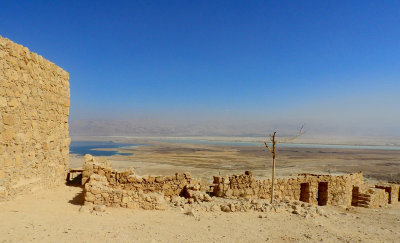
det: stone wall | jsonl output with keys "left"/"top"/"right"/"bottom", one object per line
{"left": 82, "top": 155, "right": 207, "bottom": 209}
{"left": 85, "top": 173, "right": 167, "bottom": 210}
{"left": 375, "top": 183, "right": 400, "bottom": 204}
{"left": 213, "top": 171, "right": 365, "bottom": 207}
{"left": 352, "top": 186, "right": 388, "bottom": 208}
{"left": 0, "top": 36, "right": 70, "bottom": 200}
{"left": 81, "top": 155, "right": 396, "bottom": 210}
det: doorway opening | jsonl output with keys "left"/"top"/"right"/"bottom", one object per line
{"left": 317, "top": 182, "right": 328, "bottom": 206}
{"left": 300, "top": 183, "right": 310, "bottom": 203}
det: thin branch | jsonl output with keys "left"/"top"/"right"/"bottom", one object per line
{"left": 264, "top": 141, "right": 272, "bottom": 154}
{"left": 278, "top": 124, "right": 306, "bottom": 143}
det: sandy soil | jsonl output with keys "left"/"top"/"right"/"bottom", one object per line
{"left": 1, "top": 185, "right": 399, "bottom": 243}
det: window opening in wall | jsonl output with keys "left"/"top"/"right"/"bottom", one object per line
{"left": 299, "top": 183, "right": 310, "bottom": 203}
{"left": 317, "top": 182, "right": 328, "bottom": 206}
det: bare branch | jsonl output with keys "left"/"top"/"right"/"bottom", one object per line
{"left": 278, "top": 124, "right": 306, "bottom": 143}
{"left": 264, "top": 141, "right": 272, "bottom": 154}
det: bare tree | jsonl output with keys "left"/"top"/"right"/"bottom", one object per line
{"left": 264, "top": 125, "right": 305, "bottom": 203}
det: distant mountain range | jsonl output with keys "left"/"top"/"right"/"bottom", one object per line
{"left": 69, "top": 119, "right": 281, "bottom": 137}
{"left": 69, "top": 119, "right": 400, "bottom": 142}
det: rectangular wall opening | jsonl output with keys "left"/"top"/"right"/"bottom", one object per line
{"left": 300, "top": 183, "right": 310, "bottom": 203}
{"left": 317, "top": 182, "right": 328, "bottom": 206}
{"left": 376, "top": 186, "right": 392, "bottom": 204}
{"left": 351, "top": 186, "right": 359, "bottom": 206}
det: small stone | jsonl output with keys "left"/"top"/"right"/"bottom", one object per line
{"left": 184, "top": 172, "right": 192, "bottom": 179}
{"left": 84, "top": 154, "right": 93, "bottom": 162}
{"left": 221, "top": 205, "right": 231, "bottom": 213}
{"left": 316, "top": 207, "right": 325, "bottom": 216}
{"left": 93, "top": 205, "right": 106, "bottom": 212}
{"left": 210, "top": 204, "right": 221, "bottom": 212}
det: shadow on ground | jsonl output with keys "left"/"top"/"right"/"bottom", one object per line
{"left": 66, "top": 174, "right": 85, "bottom": 205}
{"left": 68, "top": 187, "right": 85, "bottom": 205}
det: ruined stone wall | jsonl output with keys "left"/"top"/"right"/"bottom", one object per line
{"left": 375, "top": 183, "right": 400, "bottom": 204}
{"left": 213, "top": 172, "right": 364, "bottom": 207}
{"left": 0, "top": 36, "right": 70, "bottom": 200}
{"left": 82, "top": 154, "right": 394, "bottom": 211}
{"left": 298, "top": 173, "right": 364, "bottom": 207}
{"left": 353, "top": 186, "right": 388, "bottom": 208}
{"left": 85, "top": 174, "right": 167, "bottom": 210}
{"left": 82, "top": 155, "right": 207, "bottom": 209}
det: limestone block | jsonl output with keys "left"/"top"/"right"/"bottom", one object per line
{"left": 145, "top": 176, "right": 155, "bottom": 183}
{"left": 1, "top": 130, "right": 14, "bottom": 141}
{"left": 0, "top": 97, "right": 7, "bottom": 107}
{"left": 176, "top": 173, "right": 185, "bottom": 180}
{"left": 184, "top": 172, "right": 192, "bottom": 179}
{"left": 2, "top": 114, "right": 15, "bottom": 125}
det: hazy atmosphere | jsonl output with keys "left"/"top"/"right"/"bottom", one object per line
{"left": 2, "top": 1, "right": 400, "bottom": 138}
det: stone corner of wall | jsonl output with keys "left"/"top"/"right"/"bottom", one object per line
{"left": 0, "top": 36, "right": 70, "bottom": 201}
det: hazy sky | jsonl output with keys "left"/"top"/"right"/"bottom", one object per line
{"left": 1, "top": 1, "right": 400, "bottom": 136}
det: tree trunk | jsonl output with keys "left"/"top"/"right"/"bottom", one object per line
{"left": 271, "top": 156, "right": 275, "bottom": 203}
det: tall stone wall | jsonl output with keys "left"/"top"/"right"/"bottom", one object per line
{"left": 0, "top": 36, "right": 70, "bottom": 200}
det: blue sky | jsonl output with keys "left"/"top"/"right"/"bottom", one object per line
{"left": 1, "top": 1, "right": 400, "bottom": 136}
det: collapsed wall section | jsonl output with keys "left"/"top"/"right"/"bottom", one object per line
{"left": 0, "top": 36, "right": 70, "bottom": 200}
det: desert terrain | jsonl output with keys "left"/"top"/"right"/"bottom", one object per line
{"left": 2, "top": 137, "right": 400, "bottom": 242}
{"left": 70, "top": 137, "right": 400, "bottom": 183}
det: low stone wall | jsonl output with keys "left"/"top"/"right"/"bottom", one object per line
{"left": 213, "top": 172, "right": 364, "bottom": 207}
{"left": 0, "top": 36, "right": 70, "bottom": 201}
{"left": 375, "top": 183, "right": 400, "bottom": 204}
{"left": 82, "top": 155, "right": 207, "bottom": 210}
{"left": 85, "top": 174, "right": 167, "bottom": 210}
{"left": 81, "top": 155, "right": 395, "bottom": 210}
{"left": 353, "top": 186, "right": 389, "bottom": 208}
{"left": 368, "top": 189, "right": 389, "bottom": 208}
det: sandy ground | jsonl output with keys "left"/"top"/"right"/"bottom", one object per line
{"left": 1, "top": 185, "right": 400, "bottom": 243}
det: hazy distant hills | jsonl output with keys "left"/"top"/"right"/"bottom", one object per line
{"left": 69, "top": 119, "right": 400, "bottom": 146}
{"left": 69, "top": 119, "right": 277, "bottom": 137}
